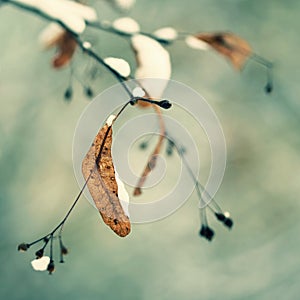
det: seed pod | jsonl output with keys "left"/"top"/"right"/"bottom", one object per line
{"left": 35, "top": 249, "right": 44, "bottom": 259}
{"left": 17, "top": 243, "right": 30, "bottom": 252}
{"left": 47, "top": 260, "right": 55, "bottom": 274}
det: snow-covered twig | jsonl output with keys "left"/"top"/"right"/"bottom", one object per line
{"left": 3, "top": 0, "right": 133, "bottom": 96}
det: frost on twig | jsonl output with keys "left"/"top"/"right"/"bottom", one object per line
{"left": 185, "top": 35, "right": 210, "bottom": 50}
{"left": 113, "top": 17, "right": 140, "bottom": 34}
{"left": 132, "top": 34, "right": 171, "bottom": 82}
{"left": 13, "top": 0, "right": 97, "bottom": 33}
{"left": 131, "top": 34, "right": 171, "bottom": 108}
{"left": 31, "top": 256, "right": 51, "bottom": 272}
{"left": 104, "top": 57, "right": 131, "bottom": 78}
{"left": 153, "top": 27, "right": 178, "bottom": 42}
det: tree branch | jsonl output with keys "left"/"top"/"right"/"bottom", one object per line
{"left": 3, "top": 0, "right": 133, "bottom": 97}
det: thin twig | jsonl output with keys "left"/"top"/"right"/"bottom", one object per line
{"left": 25, "top": 97, "right": 169, "bottom": 247}
{"left": 4, "top": 0, "right": 133, "bottom": 97}
{"left": 87, "top": 20, "right": 172, "bottom": 45}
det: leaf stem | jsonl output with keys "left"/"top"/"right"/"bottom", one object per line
{"left": 165, "top": 134, "right": 223, "bottom": 214}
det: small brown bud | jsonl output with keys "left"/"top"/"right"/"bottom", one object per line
{"left": 64, "top": 87, "right": 73, "bottom": 101}
{"left": 17, "top": 243, "right": 30, "bottom": 252}
{"left": 224, "top": 218, "right": 234, "bottom": 229}
{"left": 47, "top": 260, "right": 55, "bottom": 274}
{"left": 35, "top": 249, "right": 44, "bottom": 259}
{"left": 61, "top": 245, "right": 68, "bottom": 255}
{"left": 199, "top": 225, "right": 214, "bottom": 241}
{"left": 84, "top": 87, "right": 94, "bottom": 98}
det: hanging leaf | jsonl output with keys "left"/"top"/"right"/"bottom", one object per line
{"left": 39, "top": 23, "right": 76, "bottom": 68}
{"left": 195, "top": 32, "right": 252, "bottom": 70}
{"left": 134, "top": 106, "right": 165, "bottom": 196}
{"left": 52, "top": 31, "right": 77, "bottom": 69}
{"left": 133, "top": 134, "right": 164, "bottom": 196}
{"left": 82, "top": 120, "right": 131, "bottom": 237}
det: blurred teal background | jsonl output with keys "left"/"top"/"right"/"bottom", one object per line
{"left": 1, "top": 0, "right": 300, "bottom": 299}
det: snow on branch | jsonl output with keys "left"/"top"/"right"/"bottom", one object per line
{"left": 11, "top": 0, "right": 97, "bottom": 33}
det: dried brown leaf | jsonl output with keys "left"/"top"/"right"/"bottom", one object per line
{"left": 134, "top": 105, "right": 165, "bottom": 196}
{"left": 196, "top": 32, "right": 252, "bottom": 70}
{"left": 52, "top": 32, "right": 77, "bottom": 69}
{"left": 137, "top": 90, "right": 152, "bottom": 108}
{"left": 82, "top": 123, "right": 131, "bottom": 237}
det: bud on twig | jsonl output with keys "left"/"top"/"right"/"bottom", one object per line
{"left": 17, "top": 243, "right": 30, "bottom": 252}
{"left": 47, "top": 260, "right": 55, "bottom": 274}
{"left": 199, "top": 225, "right": 214, "bottom": 241}
{"left": 64, "top": 87, "right": 73, "bottom": 101}
{"left": 61, "top": 245, "right": 68, "bottom": 255}
{"left": 265, "top": 82, "right": 273, "bottom": 94}
{"left": 84, "top": 87, "right": 94, "bottom": 98}
{"left": 157, "top": 100, "right": 172, "bottom": 109}
{"left": 35, "top": 249, "right": 44, "bottom": 259}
